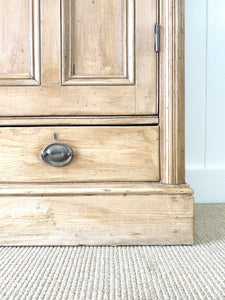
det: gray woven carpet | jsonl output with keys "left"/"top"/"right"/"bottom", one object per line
{"left": 0, "top": 204, "right": 224, "bottom": 300}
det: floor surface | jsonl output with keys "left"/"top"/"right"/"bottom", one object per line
{"left": 0, "top": 204, "right": 224, "bottom": 299}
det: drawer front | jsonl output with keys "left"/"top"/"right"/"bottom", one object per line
{"left": 0, "top": 126, "right": 159, "bottom": 182}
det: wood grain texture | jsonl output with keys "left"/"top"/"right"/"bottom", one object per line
{"left": 62, "top": 0, "right": 134, "bottom": 85}
{"left": 41, "top": 0, "right": 60, "bottom": 86}
{"left": 0, "top": 183, "right": 194, "bottom": 196}
{"left": 159, "top": 0, "right": 185, "bottom": 184}
{"left": 72, "top": 0, "right": 126, "bottom": 76}
{"left": 0, "top": 0, "right": 40, "bottom": 85}
{"left": 0, "top": 0, "right": 157, "bottom": 116}
{"left": 0, "top": 0, "right": 193, "bottom": 246}
{"left": 136, "top": 0, "right": 158, "bottom": 114}
{"left": 0, "top": 86, "right": 135, "bottom": 116}
{"left": 0, "top": 116, "right": 159, "bottom": 126}
{"left": 0, "top": 194, "right": 194, "bottom": 245}
{"left": 0, "top": 126, "right": 159, "bottom": 182}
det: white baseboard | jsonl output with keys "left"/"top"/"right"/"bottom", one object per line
{"left": 186, "top": 169, "right": 225, "bottom": 203}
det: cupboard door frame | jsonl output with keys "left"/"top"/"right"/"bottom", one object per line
{"left": 0, "top": 0, "right": 158, "bottom": 116}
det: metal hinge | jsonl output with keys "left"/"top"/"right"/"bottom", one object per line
{"left": 155, "top": 24, "right": 160, "bottom": 53}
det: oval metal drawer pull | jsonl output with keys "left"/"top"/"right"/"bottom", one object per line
{"left": 41, "top": 143, "right": 74, "bottom": 167}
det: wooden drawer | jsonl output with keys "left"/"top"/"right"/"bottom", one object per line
{"left": 0, "top": 126, "right": 159, "bottom": 182}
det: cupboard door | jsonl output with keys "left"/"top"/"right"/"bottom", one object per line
{"left": 0, "top": 0, "right": 158, "bottom": 116}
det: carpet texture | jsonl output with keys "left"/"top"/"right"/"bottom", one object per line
{"left": 0, "top": 204, "right": 224, "bottom": 300}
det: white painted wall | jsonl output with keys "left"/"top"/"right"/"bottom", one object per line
{"left": 186, "top": 0, "right": 225, "bottom": 203}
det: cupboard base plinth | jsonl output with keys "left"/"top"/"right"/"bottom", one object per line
{"left": 0, "top": 183, "right": 194, "bottom": 245}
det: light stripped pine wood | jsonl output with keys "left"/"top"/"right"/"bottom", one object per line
{"left": 0, "top": 0, "right": 194, "bottom": 246}
{"left": 0, "top": 0, "right": 157, "bottom": 115}
{"left": 0, "top": 194, "right": 194, "bottom": 245}
{"left": 0, "top": 183, "right": 194, "bottom": 196}
{"left": 174, "top": 0, "right": 185, "bottom": 183}
{"left": 0, "top": 116, "right": 159, "bottom": 126}
{"left": 0, "top": 86, "right": 135, "bottom": 116}
{"left": 136, "top": 0, "right": 157, "bottom": 114}
{"left": 0, "top": 0, "right": 40, "bottom": 85}
{"left": 41, "top": 0, "right": 60, "bottom": 85}
{"left": 0, "top": 126, "right": 159, "bottom": 182}
{"left": 159, "top": 0, "right": 186, "bottom": 184}
{"left": 62, "top": 0, "right": 134, "bottom": 85}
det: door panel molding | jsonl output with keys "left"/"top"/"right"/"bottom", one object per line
{"left": 62, "top": 0, "right": 134, "bottom": 85}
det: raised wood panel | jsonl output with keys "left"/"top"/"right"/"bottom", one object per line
{"left": 62, "top": 0, "right": 134, "bottom": 85}
{"left": 41, "top": 0, "right": 60, "bottom": 86}
{"left": 0, "top": 194, "right": 194, "bottom": 245}
{"left": 0, "top": 0, "right": 40, "bottom": 86}
{"left": 0, "top": 126, "right": 159, "bottom": 182}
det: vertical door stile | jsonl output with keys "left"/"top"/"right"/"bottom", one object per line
{"left": 136, "top": 0, "right": 158, "bottom": 114}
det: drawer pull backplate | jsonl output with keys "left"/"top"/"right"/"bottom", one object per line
{"left": 41, "top": 143, "right": 74, "bottom": 167}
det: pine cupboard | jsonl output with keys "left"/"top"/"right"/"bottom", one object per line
{"left": 0, "top": 0, "right": 194, "bottom": 245}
